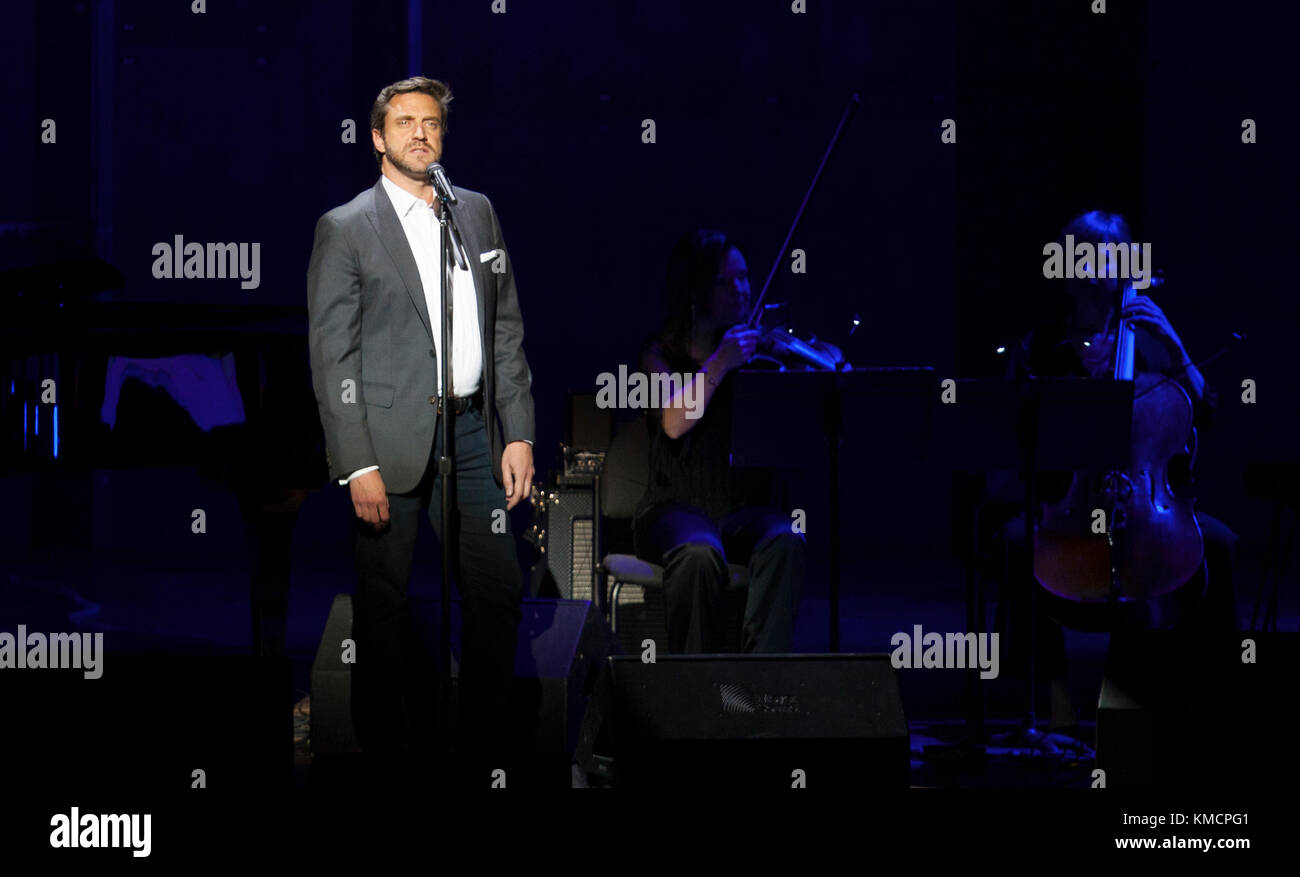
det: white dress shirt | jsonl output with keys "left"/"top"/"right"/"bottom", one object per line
{"left": 338, "top": 174, "right": 484, "bottom": 486}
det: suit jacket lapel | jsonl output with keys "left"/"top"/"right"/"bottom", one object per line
{"left": 454, "top": 196, "right": 491, "bottom": 360}
{"left": 365, "top": 179, "right": 433, "bottom": 343}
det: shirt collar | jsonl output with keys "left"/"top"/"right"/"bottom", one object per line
{"left": 380, "top": 173, "right": 434, "bottom": 219}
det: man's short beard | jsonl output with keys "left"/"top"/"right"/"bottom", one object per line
{"left": 382, "top": 142, "right": 432, "bottom": 180}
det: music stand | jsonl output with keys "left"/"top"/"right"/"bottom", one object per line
{"left": 733, "top": 370, "right": 1135, "bottom": 750}
{"left": 731, "top": 367, "right": 937, "bottom": 652}
{"left": 935, "top": 377, "right": 1133, "bottom": 747}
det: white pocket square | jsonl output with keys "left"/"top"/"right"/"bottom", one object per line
{"left": 479, "top": 249, "right": 503, "bottom": 264}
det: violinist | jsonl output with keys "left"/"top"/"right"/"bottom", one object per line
{"left": 632, "top": 229, "right": 806, "bottom": 654}
{"left": 997, "top": 209, "right": 1239, "bottom": 729}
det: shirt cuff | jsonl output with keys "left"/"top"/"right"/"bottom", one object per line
{"left": 338, "top": 464, "right": 379, "bottom": 486}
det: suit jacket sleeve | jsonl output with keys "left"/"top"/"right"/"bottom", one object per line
{"left": 307, "top": 212, "right": 378, "bottom": 483}
{"left": 485, "top": 197, "right": 535, "bottom": 446}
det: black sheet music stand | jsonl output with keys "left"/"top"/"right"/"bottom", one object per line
{"left": 935, "top": 377, "right": 1133, "bottom": 745}
{"left": 731, "top": 367, "right": 938, "bottom": 652}
{"left": 733, "top": 370, "right": 1135, "bottom": 748}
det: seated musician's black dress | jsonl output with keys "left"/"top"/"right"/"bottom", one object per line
{"left": 632, "top": 337, "right": 805, "bottom": 654}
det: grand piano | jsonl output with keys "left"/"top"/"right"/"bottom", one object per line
{"left": 2, "top": 257, "right": 328, "bottom": 656}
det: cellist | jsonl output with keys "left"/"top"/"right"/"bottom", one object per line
{"left": 995, "top": 209, "right": 1239, "bottom": 731}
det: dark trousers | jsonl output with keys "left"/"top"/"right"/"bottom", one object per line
{"left": 634, "top": 504, "right": 804, "bottom": 654}
{"left": 350, "top": 406, "right": 522, "bottom": 777}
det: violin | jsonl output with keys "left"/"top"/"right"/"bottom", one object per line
{"left": 1033, "top": 280, "right": 1204, "bottom": 609}
{"left": 749, "top": 322, "right": 846, "bottom": 371}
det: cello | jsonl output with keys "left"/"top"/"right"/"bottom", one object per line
{"left": 1033, "top": 279, "right": 1205, "bottom": 612}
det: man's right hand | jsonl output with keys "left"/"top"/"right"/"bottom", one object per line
{"left": 350, "top": 470, "right": 390, "bottom": 530}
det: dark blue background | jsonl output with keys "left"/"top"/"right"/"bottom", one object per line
{"left": 2, "top": 0, "right": 1296, "bottom": 719}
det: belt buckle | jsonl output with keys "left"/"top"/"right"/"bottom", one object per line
{"left": 436, "top": 391, "right": 478, "bottom": 416}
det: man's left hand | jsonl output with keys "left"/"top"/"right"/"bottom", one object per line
{"left": 502, "top": 440, "right": 534, "bottom": 511}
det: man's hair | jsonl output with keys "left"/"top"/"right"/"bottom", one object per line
{"left": 369, "top": 76, "right": 453, "bottom": 169}
{"left": 660, "top": 229, "right": 741, "bottom": 358}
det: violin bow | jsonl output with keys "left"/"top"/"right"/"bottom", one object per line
{"left": 745, "top": 93, "right": 862, "bottom": 330}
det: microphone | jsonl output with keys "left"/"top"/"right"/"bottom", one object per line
{"left": 426, "top": 162, "right": 458, "bottom": 205}
{"left": 425, "top": 163, "right": 468, "bottom": 270}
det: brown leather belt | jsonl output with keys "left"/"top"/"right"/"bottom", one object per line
{"left": 429, "top": 389, "right": 483, "bottom": 415}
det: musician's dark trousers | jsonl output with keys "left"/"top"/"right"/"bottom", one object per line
{"left": 634, "top": 504, "right": 804, "bottom": 654}
{"left": 350, "top": 405, "right": 522, "bottom": 779}
{"left": 997, "top": 510, "right": 1239, "bottom": 716}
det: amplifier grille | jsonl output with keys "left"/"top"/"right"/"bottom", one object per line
{"left": 545, "top": 486, "right": 593, "bottom": 600}
{"left": 570, "top": 518, "right": 594, "bottom": 602}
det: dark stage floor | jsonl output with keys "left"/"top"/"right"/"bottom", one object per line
{"left": 2, "top": 467, "right": 1295, "bottom": 791}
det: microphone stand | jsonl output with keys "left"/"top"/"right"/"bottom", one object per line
{"left": 434, "top": 188, "right": 462, "bottom": 751}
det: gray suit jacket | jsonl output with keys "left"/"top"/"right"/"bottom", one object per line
{"left": 307, "top": 178, "right": 535, "bottom": 494}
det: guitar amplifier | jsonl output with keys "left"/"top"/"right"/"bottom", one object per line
{"left": 528, "top": 477, "right": 597, "bottom": 601}
{"left": 524, "top": 394, "right": 610, "bottom": 601}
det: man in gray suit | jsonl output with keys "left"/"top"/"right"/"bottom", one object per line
{"left": 307, "top": 77, "right": 535, "bottom": 780}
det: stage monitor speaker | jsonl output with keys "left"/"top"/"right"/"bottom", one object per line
{"left": 1097, "top": 630, "right": 1299, "bottom": 789}
{"left": 607, "top": 653, "right": 909, "bottom": 789}
{"left": 309, "top": 593, "right": 359, "bottom": 754}
{"left": 312, "top": 595, "right": 611, "bottom": 784}
{"left": 506, "top": 599, "right": 608, "bottom": 768}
